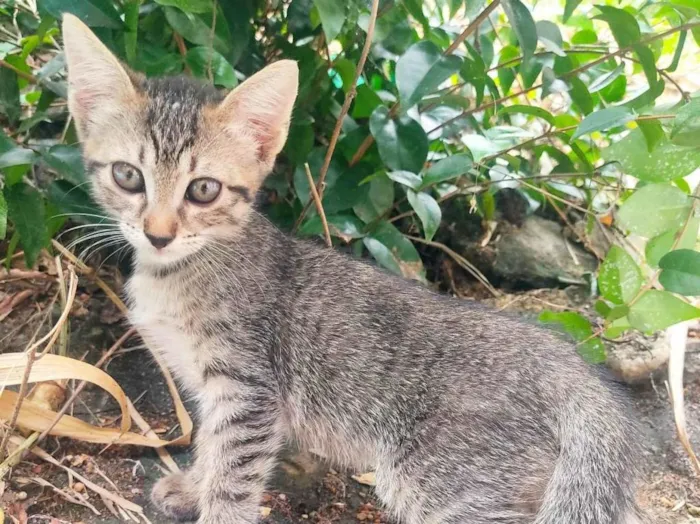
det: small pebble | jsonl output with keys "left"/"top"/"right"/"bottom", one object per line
{"left": 16, "top": 491, "right": 27, "bottom": 501}
{"left": 73, "top": 482, "right": 86, "bottom": 493}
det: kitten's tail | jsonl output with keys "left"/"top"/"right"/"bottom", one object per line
{"left": 534, "top": 386, "right": 645, "bottom": 524}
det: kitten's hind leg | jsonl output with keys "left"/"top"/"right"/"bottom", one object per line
{"left": 151, "top": 471, "right": 200, "bottom": 522}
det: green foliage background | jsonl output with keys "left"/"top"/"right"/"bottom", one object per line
{"left": 1, "top": 0, "right": 700, "bottom": 361}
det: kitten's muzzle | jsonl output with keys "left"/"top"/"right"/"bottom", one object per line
{"left": 145, "top": 233, "right": 175, "bottom": 249}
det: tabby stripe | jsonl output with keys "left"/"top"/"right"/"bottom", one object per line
{"left": 212, "top": 410, "right": 271, "bottom": 435}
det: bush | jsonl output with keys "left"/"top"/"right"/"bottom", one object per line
{"left": 1, "top": 0, "right": 700, "bottom": 359}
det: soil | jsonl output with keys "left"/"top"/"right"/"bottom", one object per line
{"left": 1, "top": 270, "right": 699, "bottom": 524}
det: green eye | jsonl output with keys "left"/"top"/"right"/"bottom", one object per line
{"left": 186, "top": 178, "right": 222, "bottom": 204}
{"left": 112, "top": 162, "right": 145, "bottom": 193}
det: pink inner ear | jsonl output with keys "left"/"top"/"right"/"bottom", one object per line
{"left": 74, "top": 88, "right": 96, "bottom": 115}
{"left": 248, "top": 116, "right": 275, "bottom": 161}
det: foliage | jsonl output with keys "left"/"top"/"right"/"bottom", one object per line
{"left": 1, "top": 0, "right": 700, "bottom": 360}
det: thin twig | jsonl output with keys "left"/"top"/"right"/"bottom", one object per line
{"left": 0, "top": 346, "right": 38, "bottom": 459}
{"left": 445, "top": 0, "right": 501, "bottom": 54}
{"left": 173, "top": 33, "right": 191, "bottom": 74}
{"left": 0, "top": 59, "right": 36, "bottom": 83}
{"left": 406, "top": 235, "right": 499, "bottom": 297}
{"left": 293, "top": 0, "right": 380, "bottom": 231}
{"left": 431, "top": 22, "right": 699, "bottom": 135}
{"left": 304, "top": 163, "right": 332, "bottom": 247}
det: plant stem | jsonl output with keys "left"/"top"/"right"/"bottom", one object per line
{"left": 293, "top": 0, "right": 380, "bottom": 231}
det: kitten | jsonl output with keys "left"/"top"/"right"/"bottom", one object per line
{"left": 63, "top": 14, "right": 646, "bottom": 524}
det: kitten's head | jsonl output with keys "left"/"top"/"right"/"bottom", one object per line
{"left": 62, "top": 14, "right": 298, "bottom": 268}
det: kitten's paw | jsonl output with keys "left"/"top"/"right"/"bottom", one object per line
{"left": 151, "top": 472, "right": 200, "bottom": 522}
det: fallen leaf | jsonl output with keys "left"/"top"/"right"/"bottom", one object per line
{"left": 352, "top": 471, "right": 376, "bottom": 486}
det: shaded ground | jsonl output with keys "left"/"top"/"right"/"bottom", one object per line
{"left": 1, "top": 276, "right": 699, "bottom": 523}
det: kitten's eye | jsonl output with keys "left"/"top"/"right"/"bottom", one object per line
{"left": 186, "top": 178, "right": 222, "bottom": 204}
{"left": 112, "top": 162, "right": 145, "bottom": 193}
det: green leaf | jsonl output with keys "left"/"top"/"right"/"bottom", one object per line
{"left": 363, "top": 221, "right": 425, "bottom": 280}
{"left": 595, "top": 5, "right": 640, "bottom": 47}
{"left": 538, "top": 311, "right": 606, "bottom": 364}
{"left": 41, "top": 145, "right": 85, "bottom": 185}
{"left": 0, "top": 67, "right": 20, "bottom": 125}
{"left": 164, "top": 7, "right": 231, "bottom": 55}
{"left": 322, "top": 165, "right": 372, "bottom": 214}
{"left": 667, "top": 30, "right": 687, "bottom": 73}
{"left": 370, "top": 106, "right": 428, "bottom": 174}
{"left": 38, "top": 0, "right": 123, "bottom": 28}
{"left": 123, "top": 0, "right": 139, "bottom": 65}
{"left": 401, "top": 0, "right": 428, "bottom": 28}
{"left": 421, "top": 153, "right": 473, "bottom": 188}
{"left": 588, "top": 63, "right": 625, "bottom": 94}
{"left": 354, "top": 174, "right": 395, "bottom": 223}
{"left": 352, "top": 85, "right": 383, "bottom": 119}
{"left": 617, "top": 184, "right": 690, "bottom": 238}
{"left": 629, "top": 290, "right": 700, "bottom": 332}
{"left": 186, "top": 47, "right": 237, "bottom": 88}
{"left": 299, "top": 213, "right": 366, "bottom": 240}
{"left": 571, "top": 107, "right": 636, "bottom": 140}
{"left": 0, "top": 192, "right": 6, "bottom": 240}
{"left": 387, "top": 170, "right": 422, "bottom": 190}
{"left": 632, "top": 44, "right": 660, "bottom": 91}
{"left": 502, "top": 0, "right": 537, "bottom": 63}
{"left": 154, "top": 0, "right": 212, "bottom": 13}
{"left": 313, "top": 0, "right": 346, "bottom": 42}
{"left": 407, "top": 190, "right": 441, "bottom": 241}
{"left": 670, "top": 97, "right": 700, "bottom": 147}
{"left": 498, "top": 105, "right": 555, "bottom": 126}
{"left": 605, "top": 317, "right": 631, "bottom": 339}
{"left": 218, "top": 0, "right": 255, "bottom": 66}
{"left": 48, "top": 180, "right": 102, "bottom": 222}
{"left": 646, "top": 217, "right": 699, "bottom": 267}
{"left": 659, "top": 249, "right": 700, "bottom": 296}
{"left": 396, "top": 41, "right": 462, "bottom": 110}
{"left": 568, "top": 77, "right": 594, "bottom": 115}
{"left": 637, "top": 119, "right": 665, "bottom": 153}
{"left": 536, "top": 20, "right": 565, "bottom": 57}
{"left": 563, "top": 0, "right": 584, "bottom": 22}
{"left": 602, "top": 130, "right": 700, "bottom": 182}
{"left": 0, "top": 147, "right": 39, "bottom": 170}
{"left": 598, "top": 245, "right": 643, "bottom": 305}
{"left": 4, "top": 183, "right": 48, "bottom": 267}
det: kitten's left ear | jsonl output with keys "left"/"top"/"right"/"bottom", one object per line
{"left": 62, "top": 14, "right": 139, "bottom": 138}
{"left": 216, "top": 60, "right": 299, "bottom": 166}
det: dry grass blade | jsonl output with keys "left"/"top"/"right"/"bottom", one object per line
{"left": 28, "top": 476, "right": 101, "bottom": 515}
{"left": 8, "top": 435, "right": 150, "bottom": 523}
{"left": 0, "top": 353, "right": 132, "bottom": 432}
{"left": 52, "top": 240, "right": 192, "bottom": 470}
{"left": 667, "top": 322, "right": 700, "bottom": 475}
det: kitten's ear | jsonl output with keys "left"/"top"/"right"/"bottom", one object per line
{"left": 62, "top": 14, "right": 138, "bottom": 138}
{"left": 217, "top": 60, "right": 299, "bottom": 166}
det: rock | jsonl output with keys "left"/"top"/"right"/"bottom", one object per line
{"left": 607, "top": 333, "right": 671, "bottom": 384}
{"left": 464, "top": 216, "right": 598, "bottom": 287}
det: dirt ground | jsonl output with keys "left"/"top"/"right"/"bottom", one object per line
{"left": 1, "top": 271, "right": 699, "bottom": 523}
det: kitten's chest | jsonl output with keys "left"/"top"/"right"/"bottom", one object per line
{"left": 126, "top": 272, "right": 204, "bottom": 391}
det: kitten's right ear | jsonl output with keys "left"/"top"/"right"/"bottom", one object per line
{"left": 62, "top": 14, "right": 138, "bottom": 138}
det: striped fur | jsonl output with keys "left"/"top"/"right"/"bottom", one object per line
{"left": 63, "top": 14, "right": 646, "bottom": 524}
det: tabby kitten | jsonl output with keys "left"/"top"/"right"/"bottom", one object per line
{"left": 63, "top": 14, "right": 645, "bottom": 524}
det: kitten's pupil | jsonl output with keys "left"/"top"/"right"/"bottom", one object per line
{"left": 186, "top": 177, "right": 221, "bottom": 204}
{"left": 112, "top": 162, "right": 144, "bottom": 193}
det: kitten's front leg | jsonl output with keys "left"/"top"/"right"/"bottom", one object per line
{"left": 195, "top": 377, "right": 283, "bottom": 524}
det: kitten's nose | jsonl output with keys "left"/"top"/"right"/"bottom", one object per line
{"left": 145, "top": 233, "right": 174, "bottom": 249}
